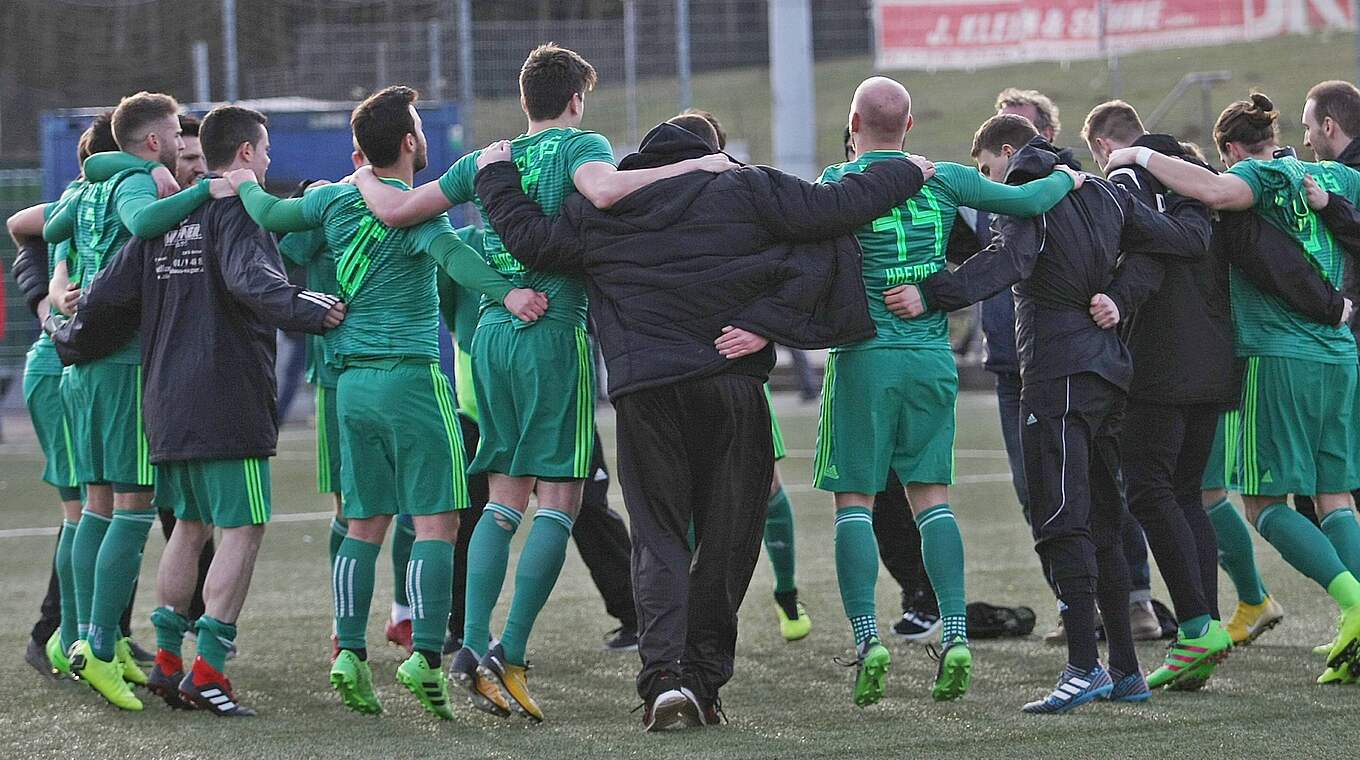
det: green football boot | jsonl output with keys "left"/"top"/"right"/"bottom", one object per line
{"left": 776, "top": 599, "right": 812, "bottom": 642}
{"left": 1147, "top": 620, "right": 1232, "bottom": 689}
{"left": 70, "top": 640, "right": 143, "bottom": 711}
{"left": 396, "top": 652, "right": 454, "bottom": 720}
{"left": 931, "top": 638, "right": 972, "bottom": 701}
{"left": 330, "top": 649, "right": 383, "bottom": 715}
{"left": 114, "top": 637, "right": 148, "bottom": 685}
{"left": 45, "top": 631, "right": 71, "bottom": 678}
{"left": 1318, "top": 605, "right": 1360, "bottom": 685}
{"left": 846, "top": 638, "right": 891, "bottom": 707}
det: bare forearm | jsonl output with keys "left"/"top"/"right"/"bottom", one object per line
{"left": 1145, "top": 153, "right": 1252, "bottom": 210}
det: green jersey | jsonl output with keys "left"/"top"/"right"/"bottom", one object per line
{"left": 1227, "top": 157, "right": 1360, "bottom": 364}
{"left": 438, "top": 127, "right": 615, "bottom": 330}
{"left": 278, "top": 228, "right": 339, "bottom": 387}
{"left": 44, "top": 162, "right": 212, "bottom": 364}
{"left": 818, "top": 153, "right": 1073, "bottom": 352}
{"left": 438, "top": 226, "right": 486, "bottom": 355}
{"left": 26, "top": 183, "right": 84, "bottom": 377}
{"left": 302, "top": 180, "right": 460, "bottom": 364}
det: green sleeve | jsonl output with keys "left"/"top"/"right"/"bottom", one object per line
{"left": 1226, "top": 161, "right": 1265, "bottom": 207}
{"left": 422, "top": 228, "right": 514, "bottom": 303}
{"left": 239, "top": 180, "right": 315, "bottom": 233}
{"left": 42, "top": 194, "right": 76, "bottom": 243}
{"left": 83, "top": 151, "right": 158, "bottom": 183}
{"left": 566, "top": 132, "right": 617, "bottom": 175}
{"left": 277, "top": 228, "right": 325, "bottom": 267}
{"left": 53, "top": 239, "right": 71, "bottom": 266}
{"left": 438, "top": 152, "right": 480, "bottom": 206}
{"left": 944, "top": 162, "right": 1074, "bottom": 217}
{"left": 114, "top": 173, "right": 211, "bottom": 238}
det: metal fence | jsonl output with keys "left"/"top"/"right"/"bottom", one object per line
{"left": 0, "top": 170, "right": 44, "bottom": 408}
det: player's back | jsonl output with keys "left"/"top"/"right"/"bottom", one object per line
{"left": 819, "top": 154, "right": 967, "bottom": 351}
{"left": 70, "top": 170, "right": 149, "bottom": 363}
{"left": 445, "top": 126, "right": 615, "bottom": 330}
{"left": 1226, "top": 156, "right": 1357, "bottom": 363}
{"left": 304, "top": 181, "right": 444, "bottom": 364}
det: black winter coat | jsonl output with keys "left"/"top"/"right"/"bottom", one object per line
{"left": 475, "top": 123, "right": 927, "bottom": 400}
{"left": 51, "top": 193, "right": 338, "bottom": 463}
{"left": 920, "top": 137, "right": 1211, "bottom": 391}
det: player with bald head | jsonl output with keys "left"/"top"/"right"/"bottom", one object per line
{"left": 816, "top": 76, "right": 1082, "bottom": 707}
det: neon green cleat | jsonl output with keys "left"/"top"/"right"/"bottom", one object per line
{"left": 776, "top": 600, "right": 812, "bottom": 642}
{"left": 45, "top": 631, "right": 71, "bottom": 678}
{"left": 330, "top": 649, "right": 383, "bottom": 715}
{"left": 1313, "top": 640, "right": 1336, "bottom": 657}
{"left": 848, "top": 639, "right": 891, "bottom": 707}
{"left": 1317, "top": 605, "right": 1360, "bottom": 685}
{"left": 931, "top": 639, "right": 972, "bottom": 701}
{"left": 114, "top": 638, "right": 147, "bottom": 685}
{"left": 396, "top": 652, "right": 454, "bottom": 720}
{"left": 70, "top": 641, "right": 143, "bottom": 711}
{"left": 1225, "top": 596, "right": 1284, "bottom": 646}
{"left": 1147, "top": 620, "right": 1232, "bottom": 689}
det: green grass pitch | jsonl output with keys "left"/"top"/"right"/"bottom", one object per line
{"left": 1, "top": 391, "right": 1355, "bottom": 758}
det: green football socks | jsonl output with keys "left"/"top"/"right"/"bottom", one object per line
{"left": 151, "top": 606, "right": 191, "bottom": 658}
{"left": 196, "top": 615, "right": 237, "bottom": 672}
{"left": 462, "top": 502, "right": 522, "bottom": 658}
{"left": 333, "top": 537, "right": 381, "bottom": 652}
{"left": 1208, "top": 498, "right": 1268, "bottom": 605}
{"left": 71, "top": 509, "right": 112, "bottom": 639}
{"left": 835, "top": 506, "right": 879, "bottom": 646}
{"left": 88, "top": 509, "right": 156, "bottom": 661}
{"left": 1256, "top": 503, "right": 1350, "bottom": 591}
{"left": 917, "top": 504, "right": 967, "bottom": 643}
{"left": 392, "top": 516, "right": 416, "bottom": 608}
{"left": 55, "top": 520, "right": 79, "bottom": 651}
{"left": 764, "top": 487, "right": 798, "bottom": 594}
{"left": 500, "top": 508, "right": 575, "bottom": 666}
{"left": 407, "top": 540, "right": 454, "bottom": 658}
{"left": 1321, "top": 508, "right": 1360, "bottom": 578}
{"left": 328, "top": 517, "right": 348, "bottom": 569}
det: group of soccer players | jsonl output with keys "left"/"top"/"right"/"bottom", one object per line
{"left": 11, "top": 40, "right": 1360, "bottom": 729}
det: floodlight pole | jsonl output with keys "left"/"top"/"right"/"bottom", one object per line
{"left": 459, "top": 0, "right": 474, "bottom": 145}
{"left": 222, "top": 0, "right": 239, "bottom": 101}
{"left": 677, "top": 0, "right": 692, "bottom": 111}
{"left": 625, "top": 0, "right": 640, "bottom": 146}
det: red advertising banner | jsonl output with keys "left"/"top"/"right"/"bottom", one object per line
{"left": 874, "top": 0, "right": 1354, "bottom": 70}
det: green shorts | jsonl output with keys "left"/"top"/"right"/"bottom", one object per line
{"left": 1238, "top": 356, "right": 1360, "bottom": 496}
{"left": 63, "top": 361, "right": 154, "bottom": 487}
{"left": 23, "top": 371, "right": 78, "bottom": 489}
{"left": 1201, "top": 410, "right": 1241, "bottom": 492}
{"left": 765, "top": 384, "right": 786, "bottom": 461}
{"left": 814, "top": 347, "right": 957, "bottom": 493}
{"left": 157, "top": 458, "right": 271, "bottom": 528}
{"left": 336, "top": 359, "right": 469, "bottom": 519}
{"left": 469, "top": 321, "right": 595, "bottom": 479}
{"left": 314, "top": 384, "right": 341, "bottom": 495}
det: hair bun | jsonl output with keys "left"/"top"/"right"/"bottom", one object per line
{"left": 1248, "top": 92, "right": 1277, "bottom": 118}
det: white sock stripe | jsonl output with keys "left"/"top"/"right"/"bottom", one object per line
{"left": 331, "top": 556, "right": 342, "bottom": 617}
{"left": 915, "top": 511, "right": 956, "bottom": 530}
{"left": 536, "top": 509, "right": 575, "bottom": 532}
{"left": 411, "top": 559, "right": 424, "bottom": 619}
{"left": 835, "top": 514, "right": 873, "bottom": 526}
{"left": 345, "top": 556, "right": 356, "bottom": 618}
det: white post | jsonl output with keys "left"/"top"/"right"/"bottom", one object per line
{"left": 768, "top": 0, "right": 817, "bottom": 179}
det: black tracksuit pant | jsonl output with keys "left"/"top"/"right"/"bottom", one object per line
{"left": 1021, "top": 372, "right": 1138, "bottom": 674}
{"left": 616, "top": 373, "right": 773, "bottom": 701}
{"left": 872, "top": 470, "right": 936, "bottom": 615}
{"left": 1121, "top": 401, "right": 1221, "bottom": 623}
{"left": 448, "top": 413, "right": 488, "bottom": 642}
{"left": 573, "top": 438, "right": 638, "bottom": 631}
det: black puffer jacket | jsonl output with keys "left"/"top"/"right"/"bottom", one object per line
{"left": 475, "top": 123, "right": 927, "bottom": 399}
{"left": 920, "top": 137, "right": 1210, "bottom": 391}
{"left": 50, "top": 193, "right": 337, "bottom": 462}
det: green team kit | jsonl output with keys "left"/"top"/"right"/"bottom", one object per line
{"left": 813, "top": 155, "right": 1073, "bottom": 494}
{"left": 1226, "top": 157, "right": 1360, "bottom": 496}
{"left": 437, "top": 127, "right": 613, "bottom": 479}
{"left": 46, "top": 160, "right": 213, "bottom": 487}
{"left": 25, "top": 185, "right": 84, "bottom": 494}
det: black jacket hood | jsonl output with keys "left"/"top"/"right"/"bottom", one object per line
{"left": 1134, "top": 133, "right": 1188, "bottom": 159}
{"left": 619, "top": 121, "right": 720, "bottom": 170}
{"left": 1003, "top": 136, "right": 1077, "bottom": 185}
{"left": 608, "top": 123, "right": 731, "bottom": 232}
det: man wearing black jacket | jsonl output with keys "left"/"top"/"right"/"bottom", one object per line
{"left": 473, "top": 117, "right": 932, "bottom": 729}
{"left": 51, "top": 105, "right": 345, "bottom": 716}
{"left": 894, "top": 115, "right": 1210, "bottom": 713}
